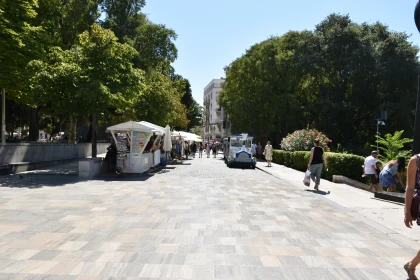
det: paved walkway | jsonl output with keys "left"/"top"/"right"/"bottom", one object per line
{"left": 0, "top": 154, "right": 417, "bottom": 279}
{"left": 256, "top": 161, "right": 420, "bottom": 244}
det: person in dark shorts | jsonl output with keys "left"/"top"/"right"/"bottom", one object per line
{"left": 307, "top": 139, "right": 328, "bottom": 191}
{"left": 364, "top": 151, "right": 380, "bottom": 192}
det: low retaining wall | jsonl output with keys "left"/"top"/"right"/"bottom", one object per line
{"left": 0, "top": 143, "right": 109, "bottom": 165}
{"left": 332, "top": 175, "right": 370, "bottom": 191}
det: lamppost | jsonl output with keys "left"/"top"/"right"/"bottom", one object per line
{"left": 413, "top": 0, "right": 420, "bottom": 154}
{"left": 376, "top": 120, "right": 385, "bottom": 151}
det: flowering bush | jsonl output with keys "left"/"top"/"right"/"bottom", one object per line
{"left": 281, "top": 129, "right": 331, "bottom": 151}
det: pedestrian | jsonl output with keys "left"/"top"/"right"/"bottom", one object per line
{"left": 403, "top": 154, "right": 420, "bottom": 280}
{"left": 206, "top": 142, "right": 211, "bottom": 158}
{"left": 212, "top": 143, "right": 217, "bottom": 158}
{"left": 379, "top": 157, "right": 406, "bottom": 192}
{"left": 257, "top": 142, "right": 263, "bottom": 159}
{"left": 251, "top": 142, "right": 257, "bottom": 158}
{"left": 184, "top": 141, "right": 190, "bottom": 159}
{"left": 263, "top": 141, "right": 273, "bottom": 167}
{"left": 199, "top": 143, "right": 203, "bottom": 158}
{"left": 363, "top": 151, "right": 380, "bottom": 192}
{"left": 307, "top": 139, "right": 328, "bottom": 191}
{"left": 375, "top": 161, "right": 383, "bottom": 190}
{"left": 191, "top": 142, "right": 197, "bottom": 158}
{"left": 105, "top": 142, "right": 117, "bottom": 173}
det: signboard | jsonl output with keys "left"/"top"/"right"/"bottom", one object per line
{"left": 131, "top": 131, "right": 152, "bottom": 156}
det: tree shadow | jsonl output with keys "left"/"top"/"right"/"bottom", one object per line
{"left": 0, "top": 170, "right": 155, "bottom": 189}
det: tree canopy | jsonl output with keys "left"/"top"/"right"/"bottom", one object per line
{"left": 219, "top": 14, "right": 419, "bottom": 153}
{"left": 1, "top": 0, "right": 200, "bottom": 146}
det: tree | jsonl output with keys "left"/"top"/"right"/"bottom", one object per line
{"left": 0, "top": 0, "right": 43, "bottom": 93}
{"left": 220, "top": 14, "right": 419, "bottom": 153}
{"left": 30, "top": 24, "right": 144, "bottom": 156}
{"left": 171, "top": 75, "right": 201, "bottom": 131}
{"left": 36, "top": 0, "right": 101, "bottom": 50}
{"left": 220, "top": 34, "right": 304, "bottom": 142}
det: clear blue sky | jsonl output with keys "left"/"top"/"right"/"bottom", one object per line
{"left": 143, "top": 0, "right": 420, "bottom": 105}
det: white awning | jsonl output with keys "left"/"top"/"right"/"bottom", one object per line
{"left": 139, "top": 121, "right": 165, "bottom": 135}
{"left": 106, "top": 121, "right": 156, "bottom": 133}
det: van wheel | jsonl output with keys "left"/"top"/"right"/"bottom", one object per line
{"left": 251, "top": 165, "right": 255, "bottom": 169}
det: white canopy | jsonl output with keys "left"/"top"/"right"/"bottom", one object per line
{"left": 106, "top": 121, "right": 156, "bottom": 133}
{"left": 172, "top": 131, "right": 202, "bottom": 142}
{"left": 139, "top": 121, "right": 165, "bottom": 135}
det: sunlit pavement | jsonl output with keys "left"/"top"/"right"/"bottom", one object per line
{"left": 0, "top": 153, "right": 412, "bottom": 279}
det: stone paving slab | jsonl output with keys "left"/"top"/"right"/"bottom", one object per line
{"left": 257, "top": 161, "right": 420, "bottom": 243}
{"left": 0, "top": 155, "right": 413, "bottom": 279}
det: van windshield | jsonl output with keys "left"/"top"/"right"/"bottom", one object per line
{"left": 230, "top": 139, "right": 241, "bottom": 147}
{"left": 231, "top": 138, "right": 252, "bottom": 148}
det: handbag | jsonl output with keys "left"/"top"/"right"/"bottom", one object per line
{"left": 303, "top": 170, "right": 311, "bottom": 187}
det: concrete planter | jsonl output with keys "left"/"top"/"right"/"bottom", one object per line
{"left": 332, "top": 175, "right": 370, "bottom": 191}
{"left": 79, "top": 158, "right": 103, "bottom": 177}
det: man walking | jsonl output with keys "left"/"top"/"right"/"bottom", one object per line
{"left": 191, "top": 142, "right": 197, "bottom": 158}
{"left": 364, "top": 151, "right": 380, "bottom": 192}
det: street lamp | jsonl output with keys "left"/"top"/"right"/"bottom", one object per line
{"left": 413, "top": 0, "right": 420, "bottom": 154}
{"left": 376, "top": 120, "right": 385, "bottom": 151}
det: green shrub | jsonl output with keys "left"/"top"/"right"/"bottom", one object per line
{"left": 291, "top": 151, "right": 311, "bottom": 171}
{"left": 324, "top": 152, "right": 365, "bottom": 181}
{"left": 272, "top": 150, "right": 365, "bottom": 182}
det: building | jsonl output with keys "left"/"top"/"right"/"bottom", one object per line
{"left": 203, "top": 78, "right": 231, "bottom": 141}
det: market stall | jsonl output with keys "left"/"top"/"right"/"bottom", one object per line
{"left": 106, "top": 121, "right": 164, "bottom": 174}
{"left": 139, "top": 121, "right": 165, "bottom": 167}
{"left": 170, "top": 131, "right": 202, "bottom": 159}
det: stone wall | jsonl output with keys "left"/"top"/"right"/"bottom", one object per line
{"left": 0, "top": 143, "right": 109, "bottom": 165}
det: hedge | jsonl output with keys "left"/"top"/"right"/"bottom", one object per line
{"left": 272, "top": 150, "right": 365, "bottom": 182}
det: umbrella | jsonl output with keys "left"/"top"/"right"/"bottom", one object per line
{"left": 163, "top": 125, "right": 172, "bottom": 171}
{"left": 163, "top": 125, "right": 172, "bottom": 152}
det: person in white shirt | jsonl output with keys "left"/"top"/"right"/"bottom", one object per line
{"left": 364, "top": 151, "right": 380, "bottom": 192}
{"left": 251, "top": 142, "right": 257, "bottom": 157}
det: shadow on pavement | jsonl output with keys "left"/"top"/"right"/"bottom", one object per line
{"left": 0, "top": 172, "right": 154, "bottom": 189}
{"left": 305, "top": 189, "right": 331, "bottom": 195}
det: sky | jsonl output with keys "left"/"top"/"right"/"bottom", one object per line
{"left": 143, "top": 0, "right": 420, "bottom": 105}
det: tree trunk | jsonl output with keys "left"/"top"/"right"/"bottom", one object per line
{"left": 91, "top": 113, "right": 98, "bottom": 158}
{"left": 1, "top": 88, "right": 5, "bottom": 144}
{"left": 69, "top": 116, "right": 77, "bottom": 144}
{"left": 86, "top": 115, "right": 92, "bottom": 142}
{"left": 28, "top": 107, "right": 40, "bottom": 142}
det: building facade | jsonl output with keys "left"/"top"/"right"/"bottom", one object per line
{"left": 203, "top": 78, "right": 231, "bottom": 141}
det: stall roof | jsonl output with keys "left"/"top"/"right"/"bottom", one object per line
{"left": 106, "top": 121, "right": 156, "bottom": 132}
{"left": 172, "top": 131, "right": 202, "bottom": 142}
{"left": 139, "top": 121, "right": 165, "bottom": 135}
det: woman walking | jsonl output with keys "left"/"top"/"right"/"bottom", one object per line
{"left": 263, "top": 141, "right": 273, "bottom": 167}
{"left": 307, "top": 139, "right": 328, "bottom": 191}
{"left": 206, "top": 142, "right": 211, "bottom": 158}
{"left": 199, "top": 143, "right": 203, "bottom": 158}
{"left": 403, "top": 155, "right": 420, "bottom": 279}
{"left": 379, "top": 157, "right": 406, "bottom": 192}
